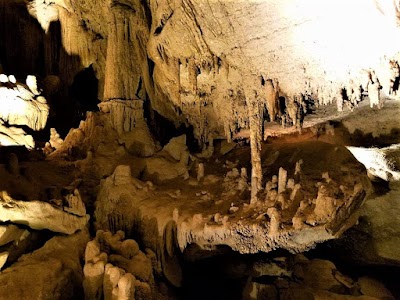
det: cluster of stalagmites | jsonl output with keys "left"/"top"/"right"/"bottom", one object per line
{"left": 325, "top": 59, "right": 400, "bottom": 112}
{"left": 0, "top": 74, "right": 49, "bottom": 148}
{"left": 175, "top": 154, "right": 365, "bottom": 254}
{"left": 83, "top": 230, "right": 156, "bottom": 300}
{"left": 261, "top": 163, "right": 355, "bottom": 232}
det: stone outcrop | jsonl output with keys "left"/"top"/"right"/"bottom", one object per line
{"left": 0, "top": 74, "right": 48, "bottom": 131}
{"left": 0, "top": 189, "right": 89, "bottom": 234}
{"left": 0, "top": 229, "right": 89, "bottom": 300}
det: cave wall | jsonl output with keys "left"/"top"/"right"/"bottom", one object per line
{"left": 2, "top": 0, "right": 400, "bottom": 143}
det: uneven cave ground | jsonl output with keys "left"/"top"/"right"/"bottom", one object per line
{"left": 0, "top": 97, "right": 399, "bottom": 299}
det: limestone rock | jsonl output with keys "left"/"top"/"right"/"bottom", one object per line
{"left": 95, "top": 166, "right": 151, "bottom": 233}
{"left": 144, "top": 156, "right": 188, "bottom": 183}
{"left": 5, "top": 153, "right": 18, "bottom": 175}
{"left": 295, "top": 259, "right": 344, "bottom": 291}
{"left": 0, "top": 224, "right": 26, "bottom": 246}
{"left": 43, "top": 75, "right": 61, "bottom": 96}
{"left": 242, "top": 280, "right": 278, "bottom": 300}
{"left": 103, "top": 265, "right": 125, "bottom": 300}
{"left": 0, "top": 252, "right": 8, "bottom": 271}
{"left": 0, "top": 229, "right": 89, "bottom": 300}
{"left": 120, "top": 127, "right": 159, "bottom": 157}
{"left": 0, "top": 120, "right": 35, "bottom": 148}
{"left": 0, "top": 191, "right": 89, "bottom": 235}
{"left": 49, "top": 128, "right": 63, "bottom": 150}
{"left": 0, "top": 80, "right": 48, "bottom": 131}
{"left": 358, "top": 277, "right": 394, "bottom": 299}
{"left": 162, "top": 134, "right": 188, "bottom": 162}
{"left": 356, "top": 181, "right": 400, "bottom": 264}
{"left": 85, "top": 240, "right": 101, "bottom": 264}
{"left": 83, "top": 261, "right": 105, "bottom": 300}
{"left": 220, "top": 140, "right": 236, "bottom": 155}
{"left": 63, "top": 189, "right": 87, "bottom": 217}
{"left": 109, "top": 251, "right": 153, "bottom": 283}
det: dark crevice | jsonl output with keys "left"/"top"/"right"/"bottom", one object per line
{"left": 153, "top": 11, "right": 174, "bottom": 36}
{"left": 140, "top": 0, "right": 152, "bottom": 29}
{"left": 110, "top": 1, "right": 136, "bottom": 13}
{"left": 143, "top": 100, "right": 200, "bottom": 152}
{"left": 148, "top": 56, "right": 155, "bottom": 79}
{"left": 154, "top": 25, "right": 163, "bottom": 35}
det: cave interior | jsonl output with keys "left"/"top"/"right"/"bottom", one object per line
{"left": 0, "top": 0, "right": 399, "bottom": 299}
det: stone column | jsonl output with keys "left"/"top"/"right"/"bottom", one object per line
{"left": 246, "top": 89, "right": 263, "bottom": 204}
{"left": 103, "top": 5, "right": 143, "bottom": 101}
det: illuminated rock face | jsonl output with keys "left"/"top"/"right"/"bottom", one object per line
{"left": 0, "top": 189, "right": 89, "bottom": 235}
{"left": 28, "top": 0, "right": 398, "bottom": 146}
{"left": 145, "top": 0, "right": 400, "bottom": 141}
{"left": 0, "top": 74, "right": 49, "bottom": 148}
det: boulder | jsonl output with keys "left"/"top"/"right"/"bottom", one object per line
{"left": 162, "top": 135, "right": 188, "bottom": 162}
{"left": 144, "top": 156, "right": 188, "bottom": 183}
{"left": 358, "top": 277, "right": 394, "bottom": 299}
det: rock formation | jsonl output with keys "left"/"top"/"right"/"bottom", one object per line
{"left": 0, "top": 74, "right": 49, "bottom": 148}
{"left": 0, "top": 189, "right": 88, "bottom": 234}
{"left": 0, "top": 0, "right": 399, "bottom": 299}
{"left": 83, "top": 230, "right": 157, "bottom": 300}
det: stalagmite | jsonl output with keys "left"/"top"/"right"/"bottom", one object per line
{"left": 7, "top": 75, "right": 16, "bottom": 84}
{"left": 241, "top": 167, "right": 248, "bottom": 179}
{"left": 103, "top": 265, "right": 125, "bottom": 300}
{"left": 290, "top": 184, "right": 302, "bottom": 201}
{"left": 0, "top": 74, "right": 8, "bottom": 83}
{"left": 267, "top": 207, "right": 281, "bottom": 236}
{"left": 83, "top": 261, "right": 106, "bottom": 300}
{"left": 49, "top": 128, "right": 63, "bottom": 149}
{"left": 197, "top": 163, "right": 204, "bottom": 182}
{"left": 117, "top": 273, "right": 135, "bottom": 300}
{"left": 116, "top": 240, "right": 140, "bottom": 259}
{"left": 278, "top": 167, "right": 288, "bottom": 194}
{"left": 295, "top": 160, "right": 303, "bottom": 176}
{"left": 85, "top": 240, "right": 101, "bottom": 264}
{"left": 64, "top": 189, "right": 86, "bottom": 217}
{"left": 26, "top": 75, "right": 40, "bottom": 95}
{"left": 246, "top": 89, "right": 263, "bottom": 204}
